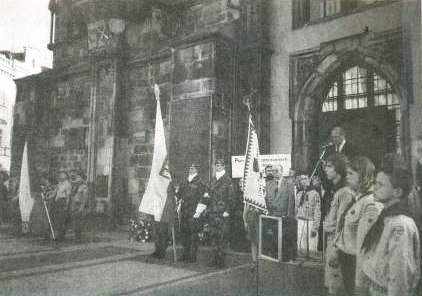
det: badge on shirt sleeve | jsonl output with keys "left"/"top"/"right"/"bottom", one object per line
{"left": 391, "top": 225, "right": 405, "bottom": 242}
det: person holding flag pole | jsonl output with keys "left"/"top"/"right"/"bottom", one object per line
{"left": 241, "top": 91, "right": 268, "bottom": 296}
{"left": 139, "top": 84, "right": 177, "bottom": 261}
{"left": 39, "top": 174, "right": 56, "bottom": 240}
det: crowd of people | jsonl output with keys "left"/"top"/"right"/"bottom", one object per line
{"left": 1, "top": 124, "right": 421, "bottom": 295}
{"left": 151, "top": 126, "right": 422, "bottom": 296}
{"left": 24, "top": 169, "right": 89, "bottom": 242}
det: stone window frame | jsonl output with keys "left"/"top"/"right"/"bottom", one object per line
{"left": 292, "top": 0, "right": 398, "bottom": 30}
{"left": 321, "top": 64, "right": 401, "bottom": 151}
{"left": 322, "top": 65, "right": 398, "bottom": 112}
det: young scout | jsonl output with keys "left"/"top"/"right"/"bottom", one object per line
{"left": 361, "top": 154, "right": 420, "bottom": 296}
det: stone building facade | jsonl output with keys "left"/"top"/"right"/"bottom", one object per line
{"left": 0, "top": 47, "right": 48, "bottom": 172}
{"left": 11, "top": 0, "right": 422, "bottom": 222}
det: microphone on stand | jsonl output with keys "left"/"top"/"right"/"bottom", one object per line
{"left": 322, "top": 142, "right": 334, "bottom": 149}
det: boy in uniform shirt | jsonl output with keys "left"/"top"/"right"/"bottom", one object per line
{"left": 361, "top": 154, "right": 420, "bottom": 296}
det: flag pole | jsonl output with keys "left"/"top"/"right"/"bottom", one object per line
{"left": 172, "top": 224, "right": 177, "bottom": 263}
{"left": 256, "top": 244, "right": 259, "bottom": 296}
{"left": 41, "top": 189, "right": 56, "bottom": 240}
{"left": 243, "top": 90, "right": 261, "bottom": 296}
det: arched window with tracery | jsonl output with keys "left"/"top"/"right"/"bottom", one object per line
{"left": 321, "top": 65, "right": 401, "bottom": 152}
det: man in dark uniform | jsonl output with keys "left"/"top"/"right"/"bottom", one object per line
{"left": 276, "top": 168, "right": 298, "bottom": 261}
{"left": 264, "top": 165, "right": 279, "bottom": 216}
{"left": 177, "top": 163, "right": 208, "bottom": 262}
{"left": 208, "top": 159, "right": 234, "bottom": 268}
{"left": 150, "top": 181, "right": 176, "bottom": 259}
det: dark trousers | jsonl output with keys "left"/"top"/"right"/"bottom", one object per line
{"left": 153, "top": 221, "right": 170, "bottom": 257}
{"left": 282, "top": 217, "right": 298, "bottom": 261}
{"left": 338, "top": 251, "right": 356, "bottom": 296}
{"left": 180, "top": 218, "right": 200, "bottom": 261}
{"left": 210, "top": 216, "right": 230, "bottom": 267}
{"left": 70, "top": 211, "right": 85, "bottom": 241}
{"left": 0, "top": 200, "right": 6, "bottom": 223}
{"left": 52, "top": 199, "right": 70, "bottom": 241}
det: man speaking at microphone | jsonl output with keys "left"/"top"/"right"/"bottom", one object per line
{"left": 325, "top": 126, "right": 358, "bottom": 160}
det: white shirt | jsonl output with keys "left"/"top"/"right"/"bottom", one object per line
{"left": 216, "top": 170, "right": 225, "bottom": 181}
{"left": 187, "top": 173, "right": 198, "bottom": 183}
{"left": 337, "top": 139, "right": 346, "bottom": 152}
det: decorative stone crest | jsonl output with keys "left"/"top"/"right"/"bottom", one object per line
{"left": 87, "top": 18, "right": 126, "bottom": 54}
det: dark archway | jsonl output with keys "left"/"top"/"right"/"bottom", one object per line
{"left": 292, "top": 49, "right": 408, "bottom": 172}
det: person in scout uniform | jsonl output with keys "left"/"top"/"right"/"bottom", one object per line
{"left": 52, "top": 170, "right": 73, "bottom": 241}
{"left": 177, "top": 162, "right": 208, "bottom": 262}
{"left": 361, "top": 154, "right": 420, "bottom": 296}
{"left": 295, "top": 174, "right": 321, "bottom": 256}
{"left": 323, "top": 153, "right": 354, "bottom": 296}
{"left": 69, "top": 170, "right": 89, "bottom": 242}
{"left": 335, "top": 156, "right": 382, "bottom": 296}
{"left": 208, "top": 159, "right": 234, "bottom": 268}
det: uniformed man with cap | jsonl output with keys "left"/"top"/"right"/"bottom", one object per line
{"left": 208, "top": 159, "right": 234, "bottom": 268}
{"left": 177, "top": 163, "right": 208, "bottom": 262}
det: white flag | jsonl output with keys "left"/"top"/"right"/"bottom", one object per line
{"left": 19, "top": 141, "right": 34, "bottom": 231}
{"left": 139, "top": 84, "right": 171, "bottom": 222}
{"left": 243, "top": 116, "right": 267, "bottom": 212}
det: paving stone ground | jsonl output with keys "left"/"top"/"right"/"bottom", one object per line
{"left": 0, "top": 224, "right": 249, "bottom": 296}
{"left": 0, "top": 224, "right": 324, "bottom": 296}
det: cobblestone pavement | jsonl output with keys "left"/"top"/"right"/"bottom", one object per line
{"left": 0, "top": 224, "right": 324, "bottom": 296}
{"left": 0, "top": 224, "right": 252, "bottom": 296}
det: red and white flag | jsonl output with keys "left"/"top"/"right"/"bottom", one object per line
{"left": 19, "top": 141, "right": 34, "bottom": 232}
{"left": 139, "top": 84, "right": 172, "bottom": 222}
{"left": 243, "top": 115, "right": 267, "bottom": 212}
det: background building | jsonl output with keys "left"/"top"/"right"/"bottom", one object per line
{"left": 0, "top": 47, "right": 48, "bottom": 172}
{"left": 11, "top": 0, "right": 422, "bottom": 223}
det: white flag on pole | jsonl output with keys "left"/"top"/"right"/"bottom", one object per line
{"left": 19, "top": 141, "right": 34, "bottom": 232}
{"left": 139, "top": 84, "right": 171, "bottom": 222}
{"left": 243, "top": 115, "right": 267, "bottom": 212}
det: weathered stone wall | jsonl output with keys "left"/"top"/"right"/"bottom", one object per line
{"left": 125, "top": 60, "right": 171, "bottom": 210}
{"left": 11, "top": 0, "right": 268, "bottom": 220}
{"left": 11, "top": 71, "right": 91, "bottom": 188}
{"left": 268, "top": 0, "right": 402, "bottom": 157}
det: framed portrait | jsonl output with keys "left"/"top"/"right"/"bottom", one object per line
{"left": 258, "top": 215, "right": 283, "bottom": 262}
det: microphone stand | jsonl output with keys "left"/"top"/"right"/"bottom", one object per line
{"left": 310, "top": 147, "right": 328, "bottom": 179}
{"left": 307, "top": 146, "right": 328, "bottom": 260}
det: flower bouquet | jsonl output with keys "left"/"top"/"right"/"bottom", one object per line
{"left": 128, "top": 213, "right": 153, "bottom": 243}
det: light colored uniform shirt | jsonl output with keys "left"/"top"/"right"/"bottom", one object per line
{"left": 296, "top": 189, "right": 321, "bottom": 232}
{"left": 336, "top": 193, "right": 382, "bottom": 254}
{"left": 362, "top": 215, "right": 421, "bottom": 296}
{"left": 70, "top": 183, "right": 88, "bottom": 212}
{"left": 323, "top": 186, "right": 355, "bottom": 234}
{"left": 323, "top": 186, "right": 355, "bottom": 290}
{"left": 55, "top": 180, "right": 72, "bottom": 202}
{"left": 335, "top": 192, "right": 383, "bottom": 287}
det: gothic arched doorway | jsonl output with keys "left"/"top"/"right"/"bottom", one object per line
{"left": 292, "top": 52, "right": 406, "bottom": 173}
{"left": 319, "top": 65, "right": 400, "bottom": 167}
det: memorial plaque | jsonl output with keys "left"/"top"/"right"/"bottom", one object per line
{"left": 169, "top": 96, "right": 212, "bottom": 182}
